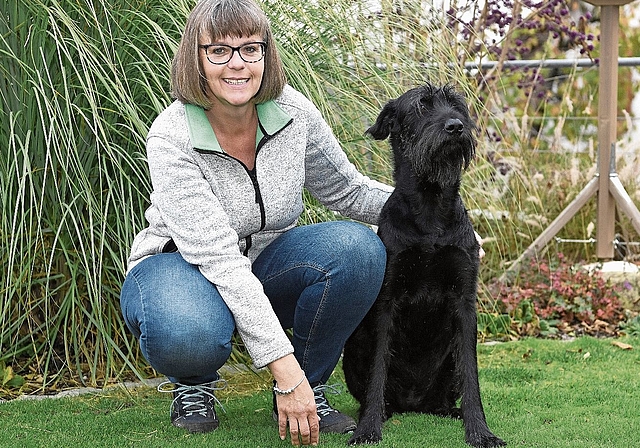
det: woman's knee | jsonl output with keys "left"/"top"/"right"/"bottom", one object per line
{"left": 145, "top": 324, "right": 233, "bottom": 379}
{"left": 120, "top": 253, "right": 235, "bottom": 377}
{"left": 327, "top": 221, "right": 387, "bottom": 275}
{"left": 137, "top": 291, "right": 234, "bottom": 378}
{"left": 312, "top": 222, "right": 387, "bottom": 306}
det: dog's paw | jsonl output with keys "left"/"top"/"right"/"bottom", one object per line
{"left": 465, "top": 430, "right": 506, "bottom": 448}
{"left": 433, "top": 407, "right": 463, "bottom": 420}
{"left": 347, "top": 428, "right": 382, "bottom": 445}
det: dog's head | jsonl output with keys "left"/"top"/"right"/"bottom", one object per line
{"left": 367, "top": 83, "right": 476, "bottom": 187}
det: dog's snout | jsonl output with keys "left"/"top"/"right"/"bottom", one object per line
{"left": 444, "top": 118, "right": 464, "bottom": 134}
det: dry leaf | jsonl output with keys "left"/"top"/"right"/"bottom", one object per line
{"left": 611, "top": 341, "right": 633, "bottom": 350}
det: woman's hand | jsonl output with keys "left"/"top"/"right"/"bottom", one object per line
{"left": 474, "top": 230, "right": 485, "bottom": 259}
{"left": 275, "top": 379, "right": 319, "bottom": 446}
{"left": 269, "top": 354, "right": 320, "bottom": 446}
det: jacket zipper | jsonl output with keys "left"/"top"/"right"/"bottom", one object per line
{"left": 194, "top": 147, "right": 265, "bottom": 257}
{"left": 246, "top": 165, "right": 266, "bottom": 231}
{"left": 246, "top": 117, "right": 292, "bottom": 233}
{"left": 194, "top": 117, "right": 293, "bottom": 256}
{"left": 243, "top": 235, "right": 252, "bottom": 256}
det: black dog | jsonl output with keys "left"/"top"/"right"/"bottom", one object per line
{"left": 342, "top": 84, "right": 505, "bottom": 448}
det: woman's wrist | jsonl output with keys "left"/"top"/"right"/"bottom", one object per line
{"left": 268, "top": 354, "right": 306, "bottom": 393}
{"left": 273, "top": 371, "right": 305, "bottom": 395}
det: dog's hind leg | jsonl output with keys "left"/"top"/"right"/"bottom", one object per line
{"left": 347, "top": 294, "right": 395, "bottom": 445}
{"left": 459, "top": 295, "right": 506, "bottom": 448}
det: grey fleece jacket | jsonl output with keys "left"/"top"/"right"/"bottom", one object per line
{"left": 127, "top": 85, "right": 392, "bottom": 369}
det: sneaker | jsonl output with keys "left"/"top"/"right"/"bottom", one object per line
{"left": 272, "top": 383, "right": 357, "bottom": 434}
{"left": 312, "top": 384, "right": 357, "bottom": 433}
{"left": 157, "top": 379, "right": 227, "bottom": 433}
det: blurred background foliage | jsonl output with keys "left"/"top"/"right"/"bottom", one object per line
{"left": 2, "top": 0, "right": 640, "bottom": 394}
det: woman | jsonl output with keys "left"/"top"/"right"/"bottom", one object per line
{"left": 119, "top": 0, "right": 393, "bottom": 445}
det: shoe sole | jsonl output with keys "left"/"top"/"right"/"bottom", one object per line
{"left": 172, "top": 419, "right": 219, "bottom": 433}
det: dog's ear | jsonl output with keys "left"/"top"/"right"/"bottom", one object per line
{"left": 366, "top": 99, "right": 398, "bottom": 140}
{"left": 463, "top": 137, "right": 477, "bottom": 170}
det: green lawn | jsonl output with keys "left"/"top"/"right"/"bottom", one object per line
{"left": 1, "top": 337, "right": 639, "bottom": 447}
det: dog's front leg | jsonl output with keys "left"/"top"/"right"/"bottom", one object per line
{"left": 348, "top": 301, "right": 394, "bottom": 445}
{"left": 460, "top": 294, "right": 506, "bottom": 448}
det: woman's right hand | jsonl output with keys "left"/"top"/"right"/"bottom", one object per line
{"left": 269, "top": 355, "right": 319, "bottom": 446}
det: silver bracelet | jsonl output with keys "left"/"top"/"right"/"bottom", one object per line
{"left": 273, "top": 372, "right": 305, "bottom": 396}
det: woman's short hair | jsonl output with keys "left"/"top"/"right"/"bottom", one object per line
{"left": 171, "top": 0, "right": 287, "bottom": 108}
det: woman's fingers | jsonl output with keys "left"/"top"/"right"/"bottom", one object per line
{"left": 276, "top": 389, "right": 319, "bottom": 446}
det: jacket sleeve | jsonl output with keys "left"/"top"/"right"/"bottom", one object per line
{"left": 145, "top": 132, "right": 294, "bottom": 369}
{"left": 299, "top": 96, "right": 393, "bottom": 224}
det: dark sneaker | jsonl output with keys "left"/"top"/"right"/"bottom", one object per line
{"left": 157, "top": 379, "right": 226, "bottom": 433}
{"left": 312, "top": 384, "right": 357, "bottom": 433}
{"left": 272, "top": 383, "right": 357, "bottom": 434}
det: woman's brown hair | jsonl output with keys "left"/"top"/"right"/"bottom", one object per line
{"left": 171, "top": 0, "right": 286, "bottom": 108}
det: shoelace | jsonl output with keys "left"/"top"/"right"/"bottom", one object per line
{"left": 158, "top": 379, "right": 228, "bottom": 416}
{"left": 312, "top": 383, "right": 342, "bottom": 417}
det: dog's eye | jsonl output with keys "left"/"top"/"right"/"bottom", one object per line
{"left": 419, "top": 97, "right": 432, "bottom": 112}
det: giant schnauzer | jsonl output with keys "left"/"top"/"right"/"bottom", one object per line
{"left": 342, "top": 84, "right": 505, "bottom": 448}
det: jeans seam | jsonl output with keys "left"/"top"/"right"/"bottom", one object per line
{"left": 129, "top": 268, "right": 152, "bottom": 368}
{"left": 260, "top": 261, "right": 330, "bottom": 376}
{"left": 259, "top": 261, "right": 326, "bottom": 284}
{"left": 300, "top": 265, "right": 330, "bottom": 376}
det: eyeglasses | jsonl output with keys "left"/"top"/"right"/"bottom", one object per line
{"left": 199, "top": 42, "right": 267, "bottom": 65}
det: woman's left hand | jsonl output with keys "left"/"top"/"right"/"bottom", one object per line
{"left": 269, "top": 355, "right": 320, "bottom": 446}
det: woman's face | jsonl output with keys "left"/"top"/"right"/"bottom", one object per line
{"left": 199, "top": 34, "right": 265, "bottom": 109}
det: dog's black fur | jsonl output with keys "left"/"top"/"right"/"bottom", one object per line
{"left": 342, "top": 84, "right": 505, "bottom": 448}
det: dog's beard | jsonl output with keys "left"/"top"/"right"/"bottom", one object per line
{"left": 411, "top": 154, "right": 462, "bottom": 187}
{"left": 405, "top": 135, "right": 474, "bottom": 187}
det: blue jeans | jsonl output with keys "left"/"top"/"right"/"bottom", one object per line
{"left": 120, "top": 221, "right": 386, "bottom": 386}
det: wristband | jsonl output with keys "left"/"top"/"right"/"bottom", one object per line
{"left": 273, "top": 372, "right": 305, "bottom": 395}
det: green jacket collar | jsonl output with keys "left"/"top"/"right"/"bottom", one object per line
{"left": 184, "top": 100, "right": 292, "bottom": 152}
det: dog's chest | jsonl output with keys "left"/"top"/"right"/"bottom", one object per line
{"left": 386, "top": 241, "right": 472, "bottom": 286}
{"left": 388, "top": 297, "right": 457, "bottom": 361}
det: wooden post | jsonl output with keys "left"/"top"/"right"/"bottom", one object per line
{"left": 507, "top": 0, "right": 640, "bottom": 273}
{"left": 594, "top": 2, "right": 621, "bottom": 258}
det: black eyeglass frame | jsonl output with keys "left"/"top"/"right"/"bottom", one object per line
{"left": 198, "top": 42, "right": 267, "bottom": 65}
